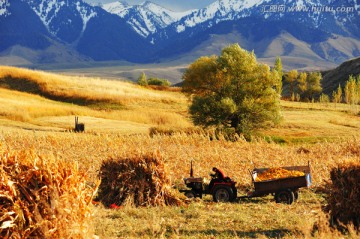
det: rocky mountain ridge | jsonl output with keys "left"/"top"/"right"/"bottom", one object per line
{"left": 0, "top": 0, "right": 359, "bottom": 68}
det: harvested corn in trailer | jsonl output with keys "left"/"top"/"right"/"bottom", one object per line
{"left": 255, "top": 167, "right": 305, "bottom": 182}
{"left": 326, "top": 162, "right": 360, "bottom": 229}
{"left": 96, "top": 152, "right": 184, "bottom": 207}
{"left": 0, "top": 149, "right": 97, "bottom": 239}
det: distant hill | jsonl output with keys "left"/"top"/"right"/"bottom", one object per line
{"left": 322, "top": 57, "right": 360, "bottom": 94}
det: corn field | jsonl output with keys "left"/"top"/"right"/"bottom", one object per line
{"left": 1, "top": 128, "right": 360, "bottom": 238}
{"left": 1, "top": 130, "right": 359, "bottom": 190}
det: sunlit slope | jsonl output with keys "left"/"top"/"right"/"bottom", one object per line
{"left": 263, "top": 101, "right": 360, "bottom": 142}
{"left": 0, "top": 66, "right": 191, "bottom": 132}
{"left": 1, "top": 66, "right": 360, "bottom": 140}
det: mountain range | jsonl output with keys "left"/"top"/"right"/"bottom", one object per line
{"left": 1, "top": 0, "right": 360, "bottom": 70}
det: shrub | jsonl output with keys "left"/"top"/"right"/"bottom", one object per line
{"left": 147, "top": 77, "right": 171, "bottom": 87}
{"left": 137, "top": 72, "right": 148, "bottom": 86}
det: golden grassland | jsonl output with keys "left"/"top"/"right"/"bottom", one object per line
{"left": 264, "top": 101, "right": 360, "bottom": 143}
{"left": 0, "top": 65, "right": 191, "bottom": 131}
{"left": 1, "top": 66, "right": 360, "bottom": 238}
{"left": 1, "top": 65, "right": 360, "bottom": 140}
{"left": 0, "top": 66, "right": 183, "bottom": 105}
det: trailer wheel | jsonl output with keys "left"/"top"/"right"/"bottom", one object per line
{"left": 275, "top": 189, "right": 294, "bottom": 204}
{"left": 293, "top": 191, "right": 299, "bottom": 201}
{"left": 185, "top": 191, "right": 196, "bottom": 199}
{"left": 213, "top": 186, "right": 233, "bottom": 202}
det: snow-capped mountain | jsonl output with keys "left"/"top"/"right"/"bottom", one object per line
{"left": 0, "top": 0, "right": 11, "bottom": 17}
{"left": 102, "top": 1, "right": 194, "bottom": 38}
{"left": 26, "top": 0, "right": 97, "bottom": 43}
{"left": 172, "top": 0, "right": 263, "bottom": 33}
{"left": 159, "top": 0, "right": 360, "bottom": 37}
{"left": 0, "top": 0, "right": 53, "bottom": 53}
{"left": 0, "top": 0, "right": 360, "bottom": 67}
{"left": 150, "top": 0, "right": 360, "bottom": 63}
{"left": 251, "top": 0, "right": 360, "bottom": 37}
{"left": 0, "top": 0, "right": 154, "bottom": 63}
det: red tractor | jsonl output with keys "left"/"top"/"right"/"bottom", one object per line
{"left": 180, "top": 162, "right": 237, "bottom": 202}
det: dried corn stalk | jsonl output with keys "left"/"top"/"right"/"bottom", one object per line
{"left": 96, "top": 152, "right": 184, "bottom": 207}
{"left": 0, "top": 149, "right": 97, "bottom": 239}
{"left": 325, "top": 162, "right": 360, "bottom": 229}
{"left": 255, "top": 167, "right": 305, "bottom": 182}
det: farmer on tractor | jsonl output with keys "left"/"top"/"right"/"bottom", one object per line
{"left": 208, "top": 167, "right": 226, "bottom": 189}
{"left": 181, "top": 164, "right": 237, "bottom": 202}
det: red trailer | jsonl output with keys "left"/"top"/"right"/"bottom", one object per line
{"left": 245, "top": 164, "right": 312, "bottom": 204}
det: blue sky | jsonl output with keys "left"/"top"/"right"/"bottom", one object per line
{"left": 84, "top": 0, "right": 217, "bottom": 11}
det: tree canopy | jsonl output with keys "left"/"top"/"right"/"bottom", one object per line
{"left": 182, "top": 44, "right": 282, "bottom": 138}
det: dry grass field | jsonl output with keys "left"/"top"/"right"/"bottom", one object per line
{"left": 0, "top": 66, "right": 359, "bottom": 238}
{"left": 0, "top": 66, "right": 191, "bottom": 132}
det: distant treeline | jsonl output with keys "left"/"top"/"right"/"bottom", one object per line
{"left": 137, "top": 72, "right": 171, "bottom": 87}
{"left": 284, "top": 69, "right": 360, "bottom": 105}
{"left": 136, "top": 61, "right": 360, "bottom": 107}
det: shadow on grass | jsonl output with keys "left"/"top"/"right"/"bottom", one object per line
{"left": 236, "top": 197, "right": 273, "bottom": 204}
{"left": 177, "top": 228, "right": 294, "bottom": 238}
{"left": 131, "top": 228, "right": 297, "bottom": 238}
{"left": 19, "top": 127, "right": 67, "bottom": 132}
{"left": 0, "top": 76, "right": 124, "bottom": 110}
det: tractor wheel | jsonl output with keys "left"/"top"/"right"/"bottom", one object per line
{"left": 275, "top": 189, "right": 295, "bottom": 204}
{"left": 185, "top": 191, "right": 196, "bottom": 199}
{"left": 213, "top": 186, "right": 233, "bottom": 202}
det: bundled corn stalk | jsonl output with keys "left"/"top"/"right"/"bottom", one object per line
{"left": 255, "top": 167, "right": 305, "bottom": 182}
{"left": 96, "top": 152, "right": 184, "bottom": 207}
{"left": 326, "top": 162, "right": 360, "bottom": 229}
{"left": 0, "top": 149, "right": 97, "bottom": 239}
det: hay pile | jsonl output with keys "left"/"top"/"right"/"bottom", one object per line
{"left": 326, "top": 162, "right": 360, "bottom": 229}
{"left": 0, "top": 150, "right": 97, "bottom": 238}
{"left": 96, "top": 152, "right": 184, "bottom": 207}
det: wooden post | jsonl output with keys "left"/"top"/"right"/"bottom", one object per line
{"left": 74, "top": 116, "right": 85, "bottom": 132}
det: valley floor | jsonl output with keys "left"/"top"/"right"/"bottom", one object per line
{"left": 1, "top": 67, "right": 359, "bottom": 238}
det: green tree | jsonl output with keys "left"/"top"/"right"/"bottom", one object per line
{"left": 183, "top": 44, "right": 281, "bottom": 138}
{"left": 332, "top": 84, "right": 342, "bottom": 104}
{"left": 337, "top": 84, "right": 343, "bottom": 103}
{"left": 296, "top": 72, "right": 322, "bottom": 101}
{"left": 357, "top": 75, "right": 360, "bottom": 102}
{"left": 319, "top": 93, "right": 330, "bottom": 106}
{"left": 182, "top": 56, "right": 219, "bottom": 95}
{"left": 274, "top": 56, "right": 283, "bottom": 95}
{"left": 344, "top": 75, "right": 357, "bottom": 105}
{"left": 345, "top": 81, "right": 350, "bottom": 104}
{"left": 291, "top": 92, "right": 295, "bottom": 101}
{"left": 285, "top": 69, "right": 298, "bottom": 99}
{"left": 306, "top": 72, "right": 322, "bottom": 101}
{"left": 137, "top": 72, "right": 147, "bottom": 86}
{"left": 297, "top": 72, "right": 307, "bottom": 98}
